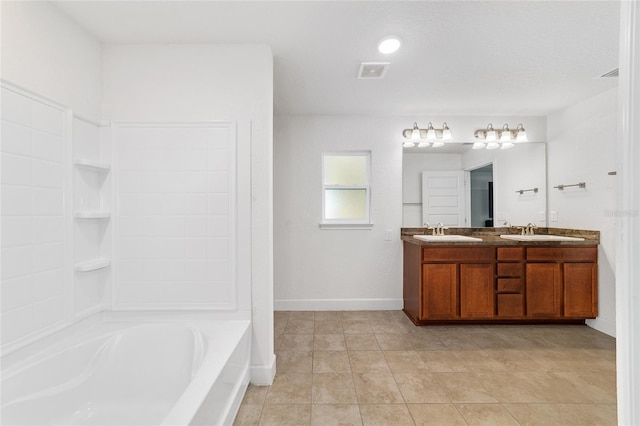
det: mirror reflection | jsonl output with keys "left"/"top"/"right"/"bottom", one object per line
{"left": 402, "top": 143, "right": 546, "bottom": 228}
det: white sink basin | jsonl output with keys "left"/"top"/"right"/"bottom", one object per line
{"left": 414, "top": 235, "right": 483, "bottom": 242}
{"left": 500, "top": 234, "right": 585, "bottom": 242}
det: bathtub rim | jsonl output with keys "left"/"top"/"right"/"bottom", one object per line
{"left": 1, "top": 310, "right": 250, "bottom": 373}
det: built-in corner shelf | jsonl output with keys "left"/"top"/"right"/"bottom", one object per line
{"left": 74, "top": 211, "right": 111, "bottom": 220}
{"left": 74, "top": 158, "right": 111, "bottom": 173}
{"left": 75, "top": 258, "right": 111, "bottom": 272}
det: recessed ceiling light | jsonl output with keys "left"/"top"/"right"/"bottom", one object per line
{"left": 378, "top": 36, "right": 401, "bottom": 54}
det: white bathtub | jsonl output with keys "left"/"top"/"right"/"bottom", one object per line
{"left": 1, "top": 315, "right": 251, "bottom": 426}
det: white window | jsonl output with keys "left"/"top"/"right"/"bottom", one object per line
{"left": 321, "top": 152, "right": 372, "bottom": 228}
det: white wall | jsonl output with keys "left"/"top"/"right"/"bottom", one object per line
{"left": 274, "top": 115, "right": 405, "bottom": 310}
{"left": 0, "top": 1, "right": 102, "bottom": 120}
{"left": 275, "top": 115, "right": 547, "bottom": 309}
{"left": 102, "top": 43, "right": 275, "bottom": 384}
{"left": 547, "top": 88, "right": 618, "bottom": 336}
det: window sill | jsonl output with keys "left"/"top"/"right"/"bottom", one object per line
{"left": 319, "top": 223, "right": 374, "bottom": 230}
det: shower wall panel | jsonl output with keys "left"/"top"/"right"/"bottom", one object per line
{"left": 1, "top": 86, "right": 69, "bottom": 347}
{"left": 113, "top": 123, "right": 237, "bottom": 309}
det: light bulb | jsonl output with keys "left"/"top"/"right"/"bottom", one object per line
{"left": 441, "top": 122, "right": 453, "bottom": 140}
{"left": 501, "top": 141, "right": 515, "bottom": 149}
{"left": 425, "top": 123, "right": 436, "bottom": 141}
{"left": 417, "top": 141, "right": 431, "bottom": 148}
{"left": 486, "top": 142, "right": 500, "bottom": 150}
{"left": 485, "top": 124, "right": 496, "bottom": 142}
{"left": 410, "top": 122, "right": 421, "bottom": 141}
{"left": 403, "top": 141, "right": 415, "bottom": 148}
{"left": 431, "top": 141, "right": 444, "bottom": 148}
{"left": 500, "top": 124, "right": 511, "bottom": 142}
{"left": 472, "top": 142, "right": 485, "bottom": 150}
{"left": 516, "top": 131, "right": 527, "bottom": 142}
{"left": 516, "top": 124, "right": 528, "bottom": 142}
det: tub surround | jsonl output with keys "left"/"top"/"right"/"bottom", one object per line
{"left": 402, "top": 227, "right": 599, "bottom": 326}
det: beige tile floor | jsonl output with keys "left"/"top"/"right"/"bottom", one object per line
{"left": 234, "top": 311, "right": 617, "bottom": 426}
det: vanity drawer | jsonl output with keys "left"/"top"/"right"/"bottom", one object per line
{"left": 497, "top": 263, "right": 523, "bottom": 277}
{"left": 422, "top": 247, "right": 494, "bottom": 262}
{"left": 497, "top": 278, "right": 523, "bottom": 293}
{"left": 527, "top": 247, "right": 597, "bottom": 262}
{"left": 497, "top": 247, "right": 524, "bottom": 261}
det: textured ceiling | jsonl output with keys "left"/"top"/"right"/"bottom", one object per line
{"left": 52, "top": 1, "right": 620, "bottom": 116}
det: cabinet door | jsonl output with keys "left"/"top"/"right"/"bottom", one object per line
{"left": 526, "top": 263, "right": 562, "bottom": 318}
{"left": 422, "top": 264, "right": 458, "bottom": 319}
{"left": 460, "top": 263, "right": 494, "bottom": 318}
{"left": 564, "top": 263, "right": 598, "bottom": 318}
{"left": 497, "top": 294, "right": 525, "bottom": 317}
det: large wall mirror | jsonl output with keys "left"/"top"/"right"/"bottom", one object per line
{"left": 403, "top": 143, "right": 547, "bottom": 228}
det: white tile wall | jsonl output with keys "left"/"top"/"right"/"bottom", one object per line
{"left": 1, "top": 87, "right": 67, "bottom": 347}
{"left": 115, "top": 123, "right": 236, "bottom": 308}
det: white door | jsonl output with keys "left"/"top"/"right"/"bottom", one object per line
{"left": 421, "top": 171, "right": 467, "bottom": 227}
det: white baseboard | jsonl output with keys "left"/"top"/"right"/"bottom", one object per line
{"left": 586, "top": 317, "right": 616, "bottom": 337}
{"left": 250, "top": 353, "right": 276, "bottom": 386}
{"left": 274, "top": 298, "right": 403, "bottom": 311}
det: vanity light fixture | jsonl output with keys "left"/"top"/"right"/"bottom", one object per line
{"left": 402, "top": 122, "right": 453, "bottom": 148}
{"left": 474, "top": 123, "right": 528, "bottom": 150}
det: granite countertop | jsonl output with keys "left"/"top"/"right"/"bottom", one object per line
{"left": 401, "top": 227, "right": 600, "bottom": 246}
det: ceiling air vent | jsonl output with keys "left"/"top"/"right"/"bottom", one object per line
{"left": 600, "top": 68, "right": 619, "bottom": 78}
{"left": 358, "top": 62, "right": 390, "bottom": 79}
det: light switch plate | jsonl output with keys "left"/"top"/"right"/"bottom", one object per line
{"left": 384, "top": 229, "right": 393, "bottom": 241}
{"left": 550, "top": 211, "right": 558, "bottom": 222}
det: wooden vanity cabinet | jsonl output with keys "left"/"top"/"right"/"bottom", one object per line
{"left": 526, "top": 263, "right": 562, "bottom": 318}
{"left": 422, "top": 263, "right": 457, "bottom": 319}
{"left": 526, "top": 247, "right": 598, "bottom": 319}
{"left": 403, "top": 241, "right": 598, "bottom": 324}
{"left": 419, "top": 247, "right": 494, "bottom": 320}
{"left": 459, "top": 263, "right": 494, "bottom": 318}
